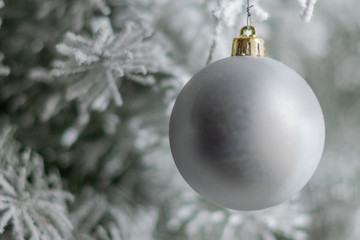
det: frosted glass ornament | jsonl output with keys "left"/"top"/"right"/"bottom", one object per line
{"left": 169, "top": 56, "right": 325, "bottom": 211}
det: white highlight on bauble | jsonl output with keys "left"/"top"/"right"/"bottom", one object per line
{"left": 169, "top": 56, "right": 325, "bottom": 211}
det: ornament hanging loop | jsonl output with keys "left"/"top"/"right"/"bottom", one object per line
{"left": 231, "top": 0, "right": 265, "bottom": 57}
{"left": 232, "top": 26, "right": 265, "bottom": 57}
{"left": 240, "top": 26, "right": 256, "bottom": 36}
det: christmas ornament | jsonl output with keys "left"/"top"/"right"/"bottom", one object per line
{"left": 169, "top": 25, "right": 325, "bottom": 211}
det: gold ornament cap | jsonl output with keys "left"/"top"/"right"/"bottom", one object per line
{"left": 232, "top": 26, "right": 265, "bottom": 57}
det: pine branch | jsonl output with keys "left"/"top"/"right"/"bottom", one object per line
{"left": 71, "top": 187, "right": 158, "bottom": 240}
{"left": 49, "top": 20, "right": 167, "bottom": 146}
{"left": 167, "top": 191, "right": 310, "bottom": 240}
{"left": 0, "top": 122, "right": 73, "bottom": 240}
{"left": 297, "top": 0, "right": 318, "bottom": 22}
{"left": 52, "top": 21, "right": 161, "bottom": 111}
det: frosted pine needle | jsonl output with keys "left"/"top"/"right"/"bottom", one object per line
{"left": 297, "top": 0, "right": 318, "bottom": 22}
{"left": 0, "top": 123, "right": 73, "bottom": 240}
{"left": 168, "top": 191, "right": 310, "bottom": 240}
{"left": 71, "top": 188, "right": 158, "bottom": 240}
{"left": 52, "top": 22, "right": 160, "bottom": 113}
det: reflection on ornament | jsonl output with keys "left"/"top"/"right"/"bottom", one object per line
{"left": 169, "top": 26, "right": 325, "bottom": 211}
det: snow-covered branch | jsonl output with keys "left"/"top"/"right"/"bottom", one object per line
{"left": 297, "top": 0, "right": 318, "bottom": 22}
{"left": 168, "top": 191, "right": 310, "bottom": 240}
{"left": 0, "top": 122, "right": 73, "bottom": 240}
{"left": 52, "top": 21, "right": 162, "bottom": 112}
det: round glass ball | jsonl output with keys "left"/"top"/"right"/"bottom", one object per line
{"left": 169, "top": 56, "right": 325, "bottom": 210}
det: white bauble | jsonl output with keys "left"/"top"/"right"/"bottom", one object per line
{"left": 169, "top": 56, "right": 325, "bottom": 211}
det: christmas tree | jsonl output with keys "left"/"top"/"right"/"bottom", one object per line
{"left": 0, "top": 0, "right": 359, "bottom": 239}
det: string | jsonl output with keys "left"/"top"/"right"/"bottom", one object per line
{"left": 246, "top": 0, "right": 254, "bottom": 28}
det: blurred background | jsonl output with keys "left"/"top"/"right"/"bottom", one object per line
{"left": 0, "top": 0, "right": 359, "bottom": 239}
